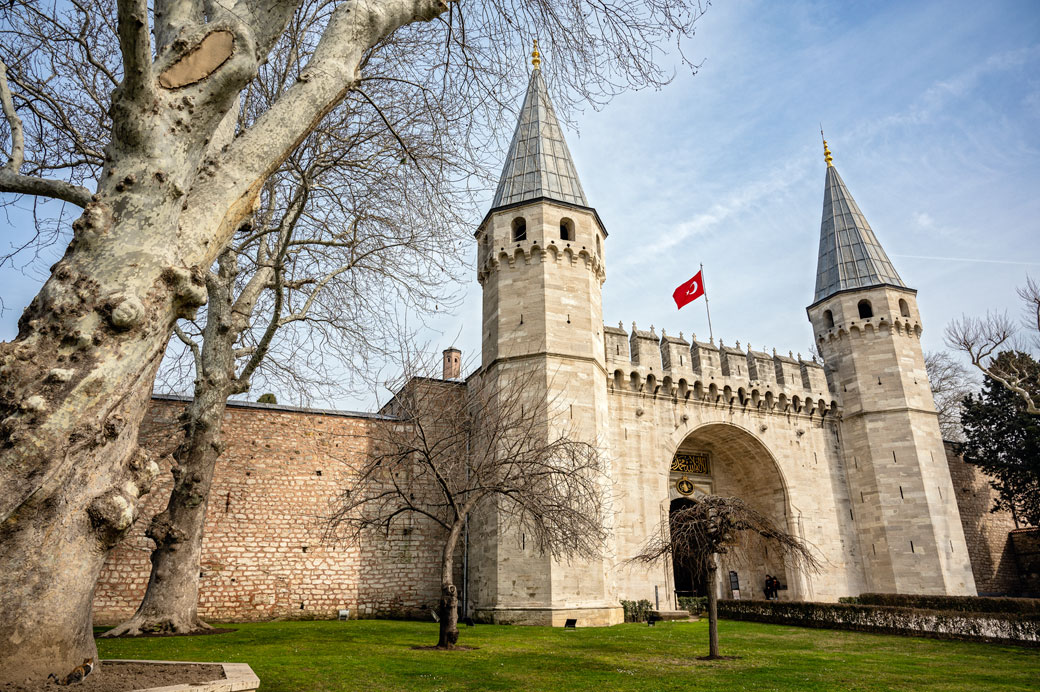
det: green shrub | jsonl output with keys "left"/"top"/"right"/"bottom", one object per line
{"left": 717, "top": 599, "right": 1040, "bottom": 646}
{"left": 620, "top": 599, "right": 654, "bottom": 623}
{"left": 257, "top": 393, "right": 278, "bottom": 404}
{"left": 678, "top": 596, "right": 707, "bottom": 615}
{"left": 838, "top": 596, "right": 860, "bottom": 605}
{"left": 857, "top": 593, "right": 1040, "bottom": 614}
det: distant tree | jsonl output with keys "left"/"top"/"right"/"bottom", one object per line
{"left": 959, "top": 351, "right": 1040, "bottom": 527}
{"left": 256, "top": 393, "right": 278, "bottom": 404}
{"left": 946, "top": 277, "right": 1040, "bottom": 415}
{"left": 924, "top": 350, "right": 975, "bottom": 442}
{"left": 325, "top": 360, "right": 609, "bottom": 649}
{"left": 628, "top": 496, "right": 819, "bottom": 660}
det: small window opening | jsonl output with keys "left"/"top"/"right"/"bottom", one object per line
{"left": 857, "top": 299, "right": 873, "bottom": 319}
{"left": 512, "top": 217, "right": 527, "bottom": 242}
{"left": 595, "top": 235, "right": 601, "bottom": 256}
{"left": 560, "top": 217, "right": 575, "bottom": 242}
{"left": 823, "top": 309, "right": 835, "bottom": 329}
{"left": 899, "top": 298, "right": 910, "bottom": 317}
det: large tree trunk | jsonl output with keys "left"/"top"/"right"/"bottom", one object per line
{"left": 0, "top": 0, "right": 448, "bottom": 682}
{"left": 706, "top": 557, "right": 720, "bottom": 660}
{"left": 102, "top": 258, "right": 243, "bottom": 637}
{"left": 436, "top": 522, "right": 463, "bottom": 649}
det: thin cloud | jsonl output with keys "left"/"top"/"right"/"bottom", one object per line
{"left": 892, "top": 254, "right": 1040, "bottom": 267}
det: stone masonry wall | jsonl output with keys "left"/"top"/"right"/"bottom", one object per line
{"left": 92, "top": 397, "right": 447, "bottom": 625}
{"left": 945, "top": 442, "right": 1023, "bottom": 595}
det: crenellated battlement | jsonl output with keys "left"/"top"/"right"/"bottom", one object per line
{"left": 814, "top": 316, "right": 923, "bottom": 346}
{"left": 604, "top": 322, "right": 840, "bottom": 418}
{"left": 476, "top": 239, "right": 606, "bottom": 286}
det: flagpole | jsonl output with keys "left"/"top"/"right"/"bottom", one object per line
{"left": 701, "top": 263, "right": 714, "bottom": 342}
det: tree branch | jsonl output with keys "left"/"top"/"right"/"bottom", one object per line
{"left": 115, "top": 0, "right": 154, "bottom": 103}
{"left": 0, "top": 60, "right": 93, "bottom": 207}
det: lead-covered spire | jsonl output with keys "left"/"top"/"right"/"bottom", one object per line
{"left": 813, "top": 142, "right": 905, "bottom": 303}
{"left": 490, "top": 45, "right": 588, "bottom": 210}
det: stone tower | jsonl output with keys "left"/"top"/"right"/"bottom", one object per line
{"left": 468, "top": 44, "right": 621, "bottom": 625}
{"left": 806, "top": 139, "right": 976, "bottom": 595}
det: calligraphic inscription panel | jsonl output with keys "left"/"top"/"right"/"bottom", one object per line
{"left": 671, "top": 452, "right": 710, "bottom": 475}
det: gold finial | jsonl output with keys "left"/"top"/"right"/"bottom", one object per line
{"left": 531, "top": 39, "right": 541, "bottom": 69}
{"left": 821, "top": 128, "right": 833, "bottom": 167}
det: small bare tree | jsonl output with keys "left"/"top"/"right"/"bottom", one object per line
{"left": 946, "top": 277, "right": 1040, "bottom": 415}
{"left": 629, "top": 496, "right": 820, "bottom": 660}
{"left": 924, "top": 350, "right": 975, "bottom": 442}
{"left": 326, "top": 360, "right": 609, "bottom": 649}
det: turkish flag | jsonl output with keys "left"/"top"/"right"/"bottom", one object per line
{"left": 673, "top": 270, "right": 705, "bottom": 310}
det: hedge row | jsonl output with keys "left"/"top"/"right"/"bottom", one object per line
{"left": 620, "top": 599, "right": 654, "bottom": 623}
{"left": 718, "top": 600, "right": 1040, "bottom": 647}
{"left": 854, "top": 593, "right": 1040, "bottom": 614}
{"left": 678, "top": 596, "right": 707, "bottom": 615}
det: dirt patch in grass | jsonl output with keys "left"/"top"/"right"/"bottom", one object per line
{"left": 99, "top": 627, "right": 237, "bottom": 638}
{"left": 2, "top": 661, "right": 224, "bottom": 691}
{"left": 410, "top": 645, "right": 480, "bottom": 651}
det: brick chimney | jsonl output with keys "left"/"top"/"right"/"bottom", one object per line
{"left": 442, "top": 348, "right": 462, "bottom": 379}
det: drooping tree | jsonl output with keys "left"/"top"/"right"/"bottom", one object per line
{"left": 629, "top": 495, "right": 819, "bottom": 660}
{"left": 0, "top": 0, "right": 707, "bottom": 681}
{"left": 960, "top": 351, "right": 1040, "bottom": 527}
{"left": 325, "top": 360, "right": 609, "bottom": 649}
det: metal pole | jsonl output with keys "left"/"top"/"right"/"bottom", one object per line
{"left": 701, "top": 263, "right": 714, "bottom": 342}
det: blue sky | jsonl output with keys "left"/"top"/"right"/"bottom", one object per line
{"left": 2, "top": 0, "right": 1039, "bottom": 409}
{"left": 431, "top": 0, "right": 1040, "bottom": 405}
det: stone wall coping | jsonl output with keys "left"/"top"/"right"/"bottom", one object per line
{"left": 150, "top": 392, "right": 396, "bottom": 421}
{"left": 102, "top": 660, "right": 259, "bottom": 692}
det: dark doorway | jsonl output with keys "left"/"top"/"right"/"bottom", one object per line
{"left": 670, "top": 497, "right": 707, "bottom": 598}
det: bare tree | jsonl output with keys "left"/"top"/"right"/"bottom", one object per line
{"left": 326, "top": 360, "right": 609, "bottom": 649}
{"left": 101, "top": 5, "right": 470, "bottom": 636}
{"left": 0, "top": 0, "right": 707, "bottom": 680}
{"left": 628, "top": 496, "right": 820, "bottom": 660}
{"left": 946, "top": 277, "right": 1040, "bottom": 415}
{"left": 924, "top": 350, "right": 975, "bottom": 442}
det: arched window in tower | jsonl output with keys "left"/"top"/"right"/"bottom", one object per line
{"left": 899, "top": 299, "right": 910, "bottom": 318}
{"left": 512, "top": 217, "right": 527, "bottom": 242}
{"left": 858, "top": 300, "right": 873, "bottom": 319}
{"left": 560, "top": 217, "right": 575, "bottom": 242}
{"left": 595, "top": 234, "right": 601, "bottom": 256}
{"left": 823, "top": 310, "right": 835, "bottom": 329}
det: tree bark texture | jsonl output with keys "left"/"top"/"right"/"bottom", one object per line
{"left": 0, "top": 0, "right": 449, "bottom": 682}
{"left": 101, "top": 256, "right": 248, "bottom": 637}
{"left": 437, "top": 522, "right": 463, "bottom": 648}
{"left": 706, "top": 558, "right": 720, "bottom": 660}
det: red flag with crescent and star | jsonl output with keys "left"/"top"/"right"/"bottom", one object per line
{"left": 673, "top": 270, "right": 705, "bottom": 310}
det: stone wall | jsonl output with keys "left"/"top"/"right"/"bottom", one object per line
{"left": 945, "top": 442, "right": 1023, "bottom": 595}
{"left": 92, "top": 396, "right": 447, "bottom": 625}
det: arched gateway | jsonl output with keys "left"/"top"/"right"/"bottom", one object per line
{"left": 668, "top": 424, "right": 797, "bottom": 602}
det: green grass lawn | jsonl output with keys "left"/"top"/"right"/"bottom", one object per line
{"left": 95, "top": 619, "right": 1039, "bottom": 692}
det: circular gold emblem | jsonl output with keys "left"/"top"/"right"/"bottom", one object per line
{"left": 676, "top": 477, "right": 695, "bottom": 496}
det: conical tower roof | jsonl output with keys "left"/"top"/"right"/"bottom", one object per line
{"left": 813, "top": 141, "right": 905, "bottom": 303}
{"left": 490, "top": 64, "right": 588, "bottom": 210}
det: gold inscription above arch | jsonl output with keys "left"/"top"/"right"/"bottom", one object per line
{"left": 671, "top": 452, "right": 710, "bottom": 475}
